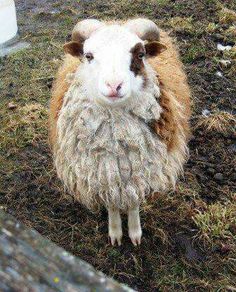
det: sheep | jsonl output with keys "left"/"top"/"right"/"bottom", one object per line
{"left": 49, "top": 18, "right": 191, "bottom": 246}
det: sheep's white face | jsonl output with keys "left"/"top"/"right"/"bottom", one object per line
{"left": 82, "top": 26, "right": 145, "bottom": 106}
{"left": 64, "top": 20, "right": 166, "bottom": 106}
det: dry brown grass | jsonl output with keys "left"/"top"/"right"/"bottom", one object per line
{"left": 206, "top": 22, "right": 219, "bottom": 33}
{"left": 218, "top": 7, "right": 236, "bottom": 25}
{"left": 195, "top": 111, "right": 236, "bottom": 135}
{"left": 224, "top": 26, "right": 236, "bottom": 38}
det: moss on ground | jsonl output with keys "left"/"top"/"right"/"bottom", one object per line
{"left": 168, "top": 16, "right": 194, "bottom": 33}
{"left": 0, "top": 0, "right": 235, "bottom": 291}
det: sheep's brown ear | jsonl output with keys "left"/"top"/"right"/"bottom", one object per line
{"left": 63, "top": 41, "right": 83, "bottom": 57}
{"left": 145, "top": 41, "right": 167, "bottom": 58}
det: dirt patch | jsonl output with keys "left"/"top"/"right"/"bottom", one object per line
{"left": 0, "top": 0, "right": 235, "bottom": 291}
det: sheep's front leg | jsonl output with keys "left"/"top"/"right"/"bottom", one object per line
{"left": 108, "top": 207, "right": 122, "bottom": 246}
{"left": 128, "top": 205, "right": 142, "bottom": 246}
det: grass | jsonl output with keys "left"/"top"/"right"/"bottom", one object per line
{"left": 193, "top": 203, "right": 236, "bottom": 243}
{"left": 169, "top": 17, "right": 194, "bottom": 33}
{"left": 0, "top": 0, "right": 235, "bottom": 291}
{"left": 206, "top": 22, "right": 219, "bottom": 33}
{"left": 218, "top": 7, "right": 236, "bottom": 24}
{"left": 224, "top": 26, "right": 236, "bottom": 38}
{"left": 182, "top": 43, "right": 208, "bottom": 64}
{"left": 194, "top": 111, "right": 236, "bottom": 135}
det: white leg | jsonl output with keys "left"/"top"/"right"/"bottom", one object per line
{"left": 108, "top": 207, "right": 122, "bottom": 246}
{"left": 128, "top": 205, "right": 142, "bottom": 246}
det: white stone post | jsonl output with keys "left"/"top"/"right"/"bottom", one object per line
{"left": 0, "top": 0, "right": 18, "bottom": 45}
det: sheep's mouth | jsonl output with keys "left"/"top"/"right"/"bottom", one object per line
{"left": 96, "top": 93, "right": 129, "bottom": 106}
{"left": 104, "top": 93, "right": 126, "bottom": 102}
{"left": 108, "top": 95, "right": 125, "bottom": 101}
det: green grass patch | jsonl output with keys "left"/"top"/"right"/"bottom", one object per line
{"left": 193, "top": 203, "right": 236, "bottom": 242}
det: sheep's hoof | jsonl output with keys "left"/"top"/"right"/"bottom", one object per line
{"left": 129, "top": 228, "right": 142, "bottom": 246}
{"left": 109, "top": 229, "right": 122, "bottom": 246}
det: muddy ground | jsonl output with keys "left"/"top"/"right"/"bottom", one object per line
{"left": 0, "top": 0, "right": 235, "bottom": 291}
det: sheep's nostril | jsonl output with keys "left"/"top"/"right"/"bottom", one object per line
{"left": 116, "top": 83, "right": 122, "bottom": 92}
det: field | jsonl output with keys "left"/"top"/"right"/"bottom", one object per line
{"left": 0, "top": 0, "right": 235, "bottom": 290}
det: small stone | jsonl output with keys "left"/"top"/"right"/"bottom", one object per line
{"left": 207, "top": 168, "right": 215, "bottom": 175}
{"left": 212, "top": 33, "right": 224, "bottom": 41}
{"left": 228, "top": 144, "right": 236, "bottom": 153}
{"left": 219, "top": 59, "right": 231, "bottom": 68}
{"left": 216, "top": 71, "right": 223, "bottom": 77}
{"left": 7, "top": 102, "right": 17, "bottom": 110}
{"left": 217, "top": 43, "right": 232, "bottom": 51}
{"left": 202, "top": 109, "right": 211, "bottom": 117}
{"left": 214, "top": 173, "right": 223, "bottom": 181}
{"left": 199, "top": 156, "right": 208, "bottom": 162}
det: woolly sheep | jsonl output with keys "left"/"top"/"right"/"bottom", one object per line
{"left": 49, "top": 18, "right": 191, "bottom": 246}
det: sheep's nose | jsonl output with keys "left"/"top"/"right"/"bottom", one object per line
{"left": 105, "top": 81, "right": 123, "bottom": 97}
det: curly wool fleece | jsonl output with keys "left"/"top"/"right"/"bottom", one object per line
{"left": 54, "top": 67, "right": 188, "bottom": 210}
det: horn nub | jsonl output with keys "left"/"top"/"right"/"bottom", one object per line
{"left": 124, "top": 18, "right": 160, "bottom": 41}
{"left": 72, "top": 19, "right": 105, "bottom": 42}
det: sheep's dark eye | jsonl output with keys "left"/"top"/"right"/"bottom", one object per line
{"left": 85, "top": 53, "right": 94, "bottom": 61}
{"left": 138, "top": 52, "right": 145, "bottom": 59}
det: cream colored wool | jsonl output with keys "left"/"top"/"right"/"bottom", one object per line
{"left": 54, "top": 63, "right": 188, "bottom": 211}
